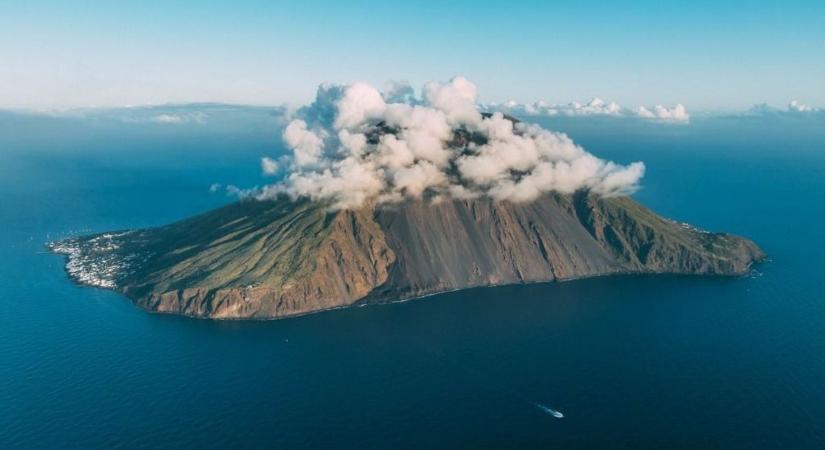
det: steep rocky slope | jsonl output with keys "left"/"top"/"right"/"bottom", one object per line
{"left": 50, "top": 192, "right": 764, "bottom": 319}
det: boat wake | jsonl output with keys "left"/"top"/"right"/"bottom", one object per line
{"left": 534, "top": 403, "right": 564, "bottom": 418}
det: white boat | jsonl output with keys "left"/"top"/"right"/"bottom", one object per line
{"left": 535, "top": 403, "right": 564, "bottom": 418}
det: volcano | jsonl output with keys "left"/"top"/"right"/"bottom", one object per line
{"left": 50, "top": 190, "right": 763, "bottom": 319}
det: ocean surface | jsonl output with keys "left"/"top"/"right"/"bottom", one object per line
{"left": 1, "top": 107, "right": 824, "bottom": 449}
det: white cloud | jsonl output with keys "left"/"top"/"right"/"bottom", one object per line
{"left": 635, "top": 104, "right": 689, "bottom": 122}
{"left": 788, "top": 100, "right": 818, "bottom": 113}
{"left": 744, "top": 101, "right": 823, "bottom": 117}
{"left": 149, "top": 111, "right": 208, "bottom": 124}
{"left": 334, "top": 82, "right": 387, "bottom": 129}
{"left": 151, "top": 114, "right": 184, "bottom": 124}
{"left": 487, "top": 97, "right": 690, "bottom": 123}
{"left": 283, "top": 120, "right": 325, "bottom": 167}
{"left": 258, "top": 77, "right": 645, "bottom": 209}
{"left": 423, "top": 76, "right": 481, "bottom": 126}
{"left": 261, "top": 157, "right": 280, "bottom": 175}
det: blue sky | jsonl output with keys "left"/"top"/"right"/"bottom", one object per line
{"left": 1, "top": 0, "right": 823, "bottom": 110}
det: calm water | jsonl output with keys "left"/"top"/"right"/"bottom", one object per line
{"left": 1, "top": 108, "right": 824, "bottom": 449}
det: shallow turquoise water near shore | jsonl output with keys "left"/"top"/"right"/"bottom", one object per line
{"left": 1, "top": 110, "right": 824, "bottom": 449}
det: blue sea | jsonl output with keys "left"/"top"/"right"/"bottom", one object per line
{"left": 1, "top": 107, "right": 824, "bottom": 449}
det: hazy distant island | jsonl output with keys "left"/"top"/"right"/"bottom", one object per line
{"left": 49, "top": 78, "right": 764, "bottom": 319}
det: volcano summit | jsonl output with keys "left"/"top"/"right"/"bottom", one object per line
{"left": 50, "top": 78, "right": 764, "bottom": 319}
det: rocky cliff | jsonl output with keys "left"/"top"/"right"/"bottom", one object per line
{"left": 50, "top": 192, "right": 764, "bottom": 319}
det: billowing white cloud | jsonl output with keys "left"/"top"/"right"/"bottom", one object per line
{"left": 258, "top": 77, "right": 645, "bottom": 209}
{"left": 334, "top": 82, "right": 387, "bottom": 129}
{"left": 487, "top": 98, "right": 690, "bottom": 123}
{"left": 635, "top": 104, "right": 689, "bottom": 122}
{"left": 282, "top": 119, "right": 324, "bottom": 166}
{"left": 423, "top": 76, "right": 481, "bottom": 126}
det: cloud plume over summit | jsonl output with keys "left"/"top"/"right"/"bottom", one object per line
{"left": 260, "top": 77, "right": 645, "bottom": 209}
